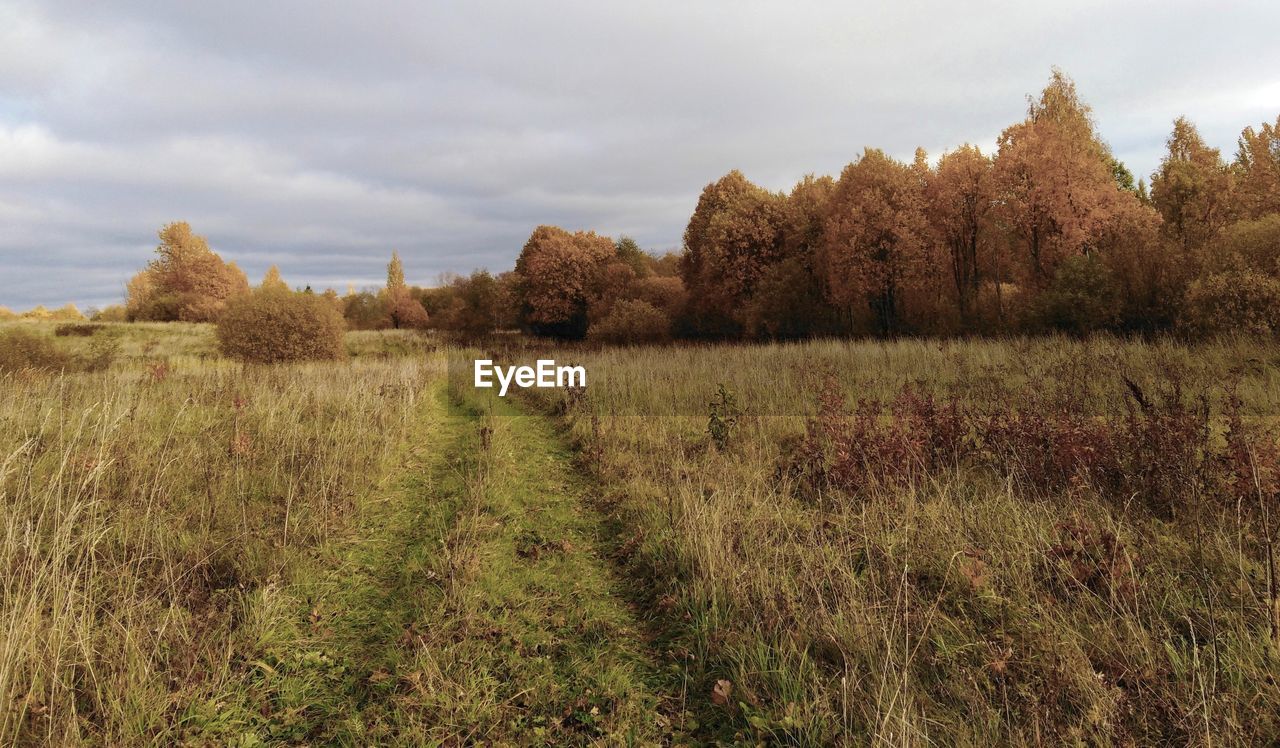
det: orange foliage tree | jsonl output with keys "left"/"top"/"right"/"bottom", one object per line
{"left": 992, "top": 71, "right": 1140, "bottom": 286}
{"left": 514, "top": 225, "right": 615, "bottom": 338}
{"left": 383, "top": 251, "right": 429, "bottom": 329}
{"left": 680, "top": 170, "right": 786, "bottom": 336}
{"left": 260, "top": 265, "right": 289, "bottom": 292}
{"left": 925, "top": 145, "right": 996, "bottom": 325}
{"left": 821, "top": 148, "right": 932, "bottom": 336}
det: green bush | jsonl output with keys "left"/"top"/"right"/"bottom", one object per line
{"left": 1033, "top": 254, "right": 1121, "bottom": 334}
{"left": 216, "top": 290, "right": 347, "bottom": 364}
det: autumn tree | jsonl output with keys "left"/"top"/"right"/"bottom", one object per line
{"left": 124, "top": 270, "right": 157, "bottom": 322}
{"left": 260, "top": 265, "right": 289, "bottom": 292}
{"left": 821, "top": 148, "right": 932, "bottom": 336}
{"left": 680, "top": 170, "right": 786, "bottom": 336}
{"left": 432, "top": 270, "right": 509, "bottom": 338}
{"left": 388, "top": 294, "right": 430, "bottom": 330}
{"left": 1150, "top": 117, "right": 1234, "bottom": 253}
{"left": 992, "top": 71, "right": 1138, "bottom": 286}
{"left": 379, "top": 251, "right": 429, "bottom": 329}
{"left": 1233, "top": 115, "right": 1280, "bottom": 220}
{"left": 386, "top": 251, "right": 407, "bottom": 296}
{"left": 514, "top": 225, "right": 615, "bottom": 338}
{"left": 126, "top": 222, "right": 249, "bottom": 322}
{"left": 925, "top": 145, "right": 996, "bottom": 325}
{"left": 732, "top": 174, "right": 838, "bottom": 338}
{"left": 321, "top": 288, "right": 344, "bottom": 314}
{"left": 615, "top": 236, "right": 652, "bottom": 277}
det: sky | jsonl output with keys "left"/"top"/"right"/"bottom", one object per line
{"left": 1, "top": 1, "right": 1278, "bottom": 311}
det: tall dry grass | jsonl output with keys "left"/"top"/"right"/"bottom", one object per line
{"left": 0, "top": 326, "right": 438, "bottom": 745}
{"left": 529, "top": 335, "right": 1280, "bottom": 744}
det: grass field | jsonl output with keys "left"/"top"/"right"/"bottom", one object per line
{"left": 3, "top": 321, "right": 1279, "bottom": 745}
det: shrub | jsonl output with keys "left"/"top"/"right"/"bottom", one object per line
{"left": 0, "top": 329, "right": 73, "bottom": 373}
{"left": 1210, "top": 214, "right": 1280, "bottom": 275}
{"left": 55, "top": 323, "right": 101, "bottom": 337}
{"left": 707, "top": 384, "right": 741, "bottom": 452}
{"left": 631, "top": 275, "right": 687, "bottom": 318}
{"left": 388, "top": 294, "right": 430, "bottom": 330}
{"left": 587, "top": 299, "right": 671, "bottom": 344}
{"left": 1183, "top": 269, "right": 1280, "bottom": 336}
{"left": 788, "top": 374, "right": 1257, "bottom": 518}
{"left": 789, "top": 375, "right": 966, "bottom": 497}
{"left": 216, "top": 290, "right": 347, "bottom": 364}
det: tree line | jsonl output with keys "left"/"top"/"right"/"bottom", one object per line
{"left": 113, "top": 70, "right": 1280, "bottom": 342}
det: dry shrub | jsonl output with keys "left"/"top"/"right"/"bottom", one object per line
{"left": 792, "top": 373, "right": 1271, "bottom": 518}
{"left": 0, "top": 328, "right": 72, "bottom": 373}
{"left": 790, "top": 374, "right": 966, "bottom": 497}
{"left": 389, "top": 294, "right": 430, "bottom": 330}
{"left": 54, "top": 323, "right": 101, "bottom": 337}
{"left": 216, "top": 289, "right": 347, "bottom": 364}
{"left": 90, "top": 305, "right": 128, "bottom": 322}
{"left": 587, "top": 299, "right": 671, "bottom": 344}
{"left": 1043, "top": 518, "right": 1139, "bottom": 604}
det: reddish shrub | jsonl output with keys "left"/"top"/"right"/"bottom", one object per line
{"left": 789, "top": 374, "right": 1273, "bottom": 519}
{"left": 388, "top": 295, "right": 430, "bottom": 330}
{"left": 1044, "top": 518, "right": 1139, "bottom": 604}
{"left": 791, "top": 375, "right": 967, "bottom": 498}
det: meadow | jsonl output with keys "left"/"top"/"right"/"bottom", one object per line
{"left": 523, "top": 336, "right": 1280, "bottom": 745}
{"left": 0, "top": 322, "right": 437, "bottom": 744}
{"left": 3, "top": 321, "right": 1279, "bottom": 745}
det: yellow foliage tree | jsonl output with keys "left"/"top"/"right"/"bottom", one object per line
{"left": 126, "top": 222, "right": 249, "bottom": 322}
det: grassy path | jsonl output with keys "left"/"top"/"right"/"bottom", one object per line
{"left": 196, "top": 383, "right": 686, "bottom": 745}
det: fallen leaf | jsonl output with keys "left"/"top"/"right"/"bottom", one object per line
{"left": 711, "top": 679, "right": 732, "bottom": 706}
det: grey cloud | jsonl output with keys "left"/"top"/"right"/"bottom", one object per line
{"left": 1, "top": 0, "right": 1278, "bottom": 310}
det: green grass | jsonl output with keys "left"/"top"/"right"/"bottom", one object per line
{"left": 185, "top": 382, "right": 696, "bottom": 745}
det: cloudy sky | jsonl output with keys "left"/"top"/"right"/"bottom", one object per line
{"left": 2, "top": 0, "right": 1278, "bottom": 310}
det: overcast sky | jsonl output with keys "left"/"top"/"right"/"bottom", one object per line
{"left": 2, "top": 0, "right": 1278, "bottom": 310}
